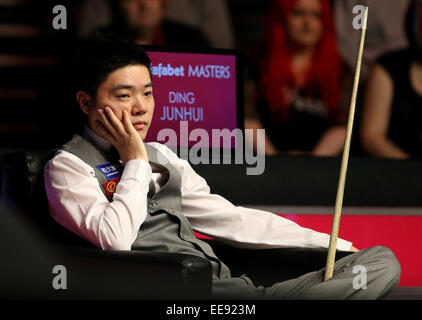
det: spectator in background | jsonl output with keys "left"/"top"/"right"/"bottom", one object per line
{"left": 76, "top": 0, "right": 233, "bottom": 49}
{"left": 78, "top": 0, "right": 210, "bottom": 48}
{"left": 108, "top": 0, "right": 210, "bottom": 47}
{"left": 75, "top": 0, "right": 111, "bottom": 37}
{"left": 164, "top": 0, "right": 234, "bottom": 49}
{"left": 245, "top": 0, "right": 346, "bottom": 156}
{"left": 334, "top": 0, "right": 411, "bottom": 84}
{"left": 360, "top": 0, "right": 422, "bottom": 159}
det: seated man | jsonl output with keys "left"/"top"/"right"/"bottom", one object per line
{"left": 44, "top": 34, "right": 400, "bottom": 300}
{"left": 102, "top": 0, "right": 210, "bottom": 47}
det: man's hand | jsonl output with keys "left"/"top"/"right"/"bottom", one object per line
{"left": 97, "top": 106, "right": 149, "bottom": 164}
{"left": 350, "top": 246, "right": 359, "bottom": 252}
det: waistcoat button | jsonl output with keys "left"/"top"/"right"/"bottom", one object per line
{"left": 150, "top": 200, "right": 158, "bottom": 207}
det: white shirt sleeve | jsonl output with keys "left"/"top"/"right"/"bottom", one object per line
{"left": 151, "top": 143, "right": 353, "bottom": 251}
{"left": 44, "top": 150, "right": 151, "bottom": 250}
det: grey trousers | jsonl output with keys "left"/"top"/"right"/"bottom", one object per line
{"left": 212, "top": 246, "right": 401, "bottom": 300}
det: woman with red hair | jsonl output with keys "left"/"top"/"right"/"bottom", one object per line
{"left": 246, "top": 0, "right": 346, "bottom": 156}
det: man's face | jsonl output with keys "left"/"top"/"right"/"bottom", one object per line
{"left": 119, "top": 0, "right": 165, "bottom": 32}
{"left": 84, "top": 64, "right": 155, "bottom": 141}
{"left": 286, "top": 0, "right": 323, "bottom": 49}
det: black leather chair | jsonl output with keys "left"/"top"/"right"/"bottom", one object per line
{"left": 0, "top": 150, "right": 352, "bottom": 299}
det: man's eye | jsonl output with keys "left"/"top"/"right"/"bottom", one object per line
{"left": 145, "top": 91, "right": 152, "bottom": 97}
{"left": 117, "top": 94, "right": 130, "bottom": 98}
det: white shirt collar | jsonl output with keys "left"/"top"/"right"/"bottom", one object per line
{"left": 82, "top": 124, "right": 112, "bottom": 153}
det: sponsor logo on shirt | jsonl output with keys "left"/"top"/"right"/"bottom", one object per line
{"left": 103, "top": 177, "right": 120, "bottom": 197}
{"left": 96, "top": 163, "right": 121, "bottom": 181}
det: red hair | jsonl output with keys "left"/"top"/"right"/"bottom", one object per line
{"left": 261, "top": 0, "right": 342, "bottom": 121}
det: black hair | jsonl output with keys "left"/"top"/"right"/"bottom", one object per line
{"left": 73, "top": 32, "right": 152, "bottom": 97}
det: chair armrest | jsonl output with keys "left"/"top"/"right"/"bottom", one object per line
{"left": 0, "top": 201, "right": 212, "bottom": 300}
{"left": 0, "top": 150, "right": 46, "bottom": 205}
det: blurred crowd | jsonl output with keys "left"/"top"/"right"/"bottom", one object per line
{"left": 2, "top": 0, "right": 422, "bottom": 159}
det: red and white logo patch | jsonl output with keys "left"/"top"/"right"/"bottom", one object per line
{"left": 103, "top": 177, "right": 120, "bottom": 197}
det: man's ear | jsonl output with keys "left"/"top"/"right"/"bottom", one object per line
{"left": 76, "top": 91, "right": 94, "bottom": 115}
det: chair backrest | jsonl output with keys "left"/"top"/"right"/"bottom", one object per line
{"left": 0, "top": 150, "right": 91, "bottom": 246}
{"left": 1, "top": 150, "right": 48, "bottom": 210}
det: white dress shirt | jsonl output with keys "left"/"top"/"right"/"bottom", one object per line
{"left": 44, "top": 128, "right": 353, "bottom": 251}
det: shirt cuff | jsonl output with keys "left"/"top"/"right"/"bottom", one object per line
{"left": 121, "top": 159, "right": 152, "bottom": 185}
{"left": 336, "top": 238, "right": 353, "bottom": 251}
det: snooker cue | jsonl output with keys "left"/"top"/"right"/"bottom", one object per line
{"left": 323, "top": 7, "right": 368, "bottom": 282}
